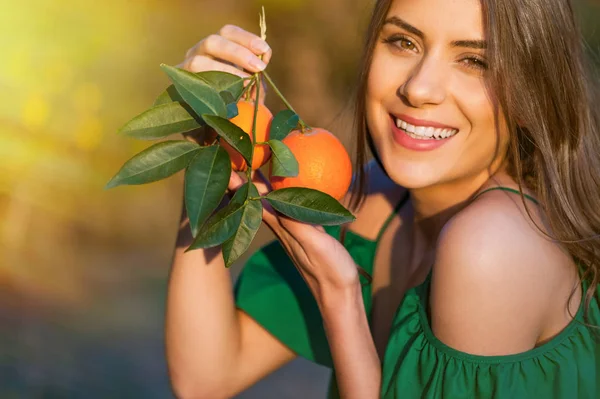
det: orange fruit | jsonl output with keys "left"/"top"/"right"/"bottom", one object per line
{"left": 269, "top": 128, "right": 353, "bottom": 201}
{"left": 206, "top": 101, "right": 273, "bottom": 171}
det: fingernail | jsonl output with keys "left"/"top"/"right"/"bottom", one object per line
{"left": 249, "top": 58, "right": 267, "bottom": 71}
{"left": 251, "top": 39, "right": 270, "bottom": 53}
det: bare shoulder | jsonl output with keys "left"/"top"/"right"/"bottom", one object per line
{"left": 430, "top": 189, "right": 579, "bottom": 355}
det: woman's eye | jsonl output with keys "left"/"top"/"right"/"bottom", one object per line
{"left": 382, "top": 35, "right": 418, "bottom": 52}
{"left": 398, "top": 38, "right": 416, "bottom": 51}
{"left": 462, "top": 57, "right": 488, "bottom": 71}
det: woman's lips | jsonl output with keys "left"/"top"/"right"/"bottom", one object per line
{"left": 389, "top": 115, "right": 457, "bottom": 152}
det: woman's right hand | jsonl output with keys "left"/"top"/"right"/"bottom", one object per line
{"left": 177, "top": 24, "right": 272, "bottom": 101}
{"left": 176, "top": 25, "right": 272, "bottom": 144}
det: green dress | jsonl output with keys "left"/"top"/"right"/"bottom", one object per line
{"left": 234, "top": 187, "right": 600, "bottom": 398}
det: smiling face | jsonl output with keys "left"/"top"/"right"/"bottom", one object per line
{"left": 366, "top": 0, "right": 509, "bottom": 190}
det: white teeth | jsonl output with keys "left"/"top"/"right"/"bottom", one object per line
{"left": 395, "top": 117, "right": 457, "bottom": 140}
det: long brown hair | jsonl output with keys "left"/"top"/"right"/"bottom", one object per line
{"left": 348, "top": 0, "right": 600, "bottom": 311}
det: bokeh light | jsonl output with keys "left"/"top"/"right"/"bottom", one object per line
{"left": 1, "top": 0, "right": 598, "bottom": 398}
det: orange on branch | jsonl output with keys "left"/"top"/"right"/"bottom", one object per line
{"left": 270, "top": 128, "right": 353, "bottom": 201}
{"left": 206, "top": 100, "right": 273, "bottom": 171}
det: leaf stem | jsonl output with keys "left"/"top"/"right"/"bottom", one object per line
{"left": 245, "top": 73, "right": 262, "bottom": 183}
{"left": 262, "top": 71, "right": 310, "bottom": 131}
{"left": 251, "top": 74, "right": 260, "bottom": 147}
{"left": 242, "top": 80, "right": 254, "bottom": 102}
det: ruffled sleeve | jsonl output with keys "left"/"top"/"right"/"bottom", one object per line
{"left": 381, "top": 280, "right": 600, "bottom": 399}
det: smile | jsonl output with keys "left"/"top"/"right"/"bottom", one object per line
{"left": 389, "top": 114, "right": 459, "bottom": 152}
{"left": 394, "top": 117, "right": 458, "bottom": 140}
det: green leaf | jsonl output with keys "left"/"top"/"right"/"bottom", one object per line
{"left": 187, "top": 183, "right": 250, "bottom": 250}
{"left": 269, "top": 110, "right": 299, "bottom": 141}
{"left": 220, "top": 91, "right": 236, "bottom": 105}
{"left": 153, "top": 71, "right": 244, "bottom": 107}
{"left": 105, "top": 141, "right": 200, "bottom": 189}
{"left": 265, "top": 188, "right": 355, "bottom": 225}
{"left": 185, "top": 145, "right": 232, "bottom": 237}
{"left": 268, "top": 139, "right": 299, "bottom": 177}
{"left": 222, "top": 183, "right": 262, "bottom": 267}
{"left": 220, "top": 91, "right": 239, "bottom": 119}
{"left": 202, "top": 114, "right": 253, "bottom": 165}
{"left": 225, "top": 102, "right": 239, "bottom": 119}
{"left": 197, "top": 71, "right": 245, "bottom": 101}
{"left": 119, "top": 102, "right": 202, "bottom": 140}
{"left": 160, "top": 64, "right": 227, "bottom": 118}
{"left": 153, "top": 85, "right": 185, "bottom": 106}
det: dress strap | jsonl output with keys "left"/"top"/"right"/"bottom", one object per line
{"left": 473, "top": 186, "right": 539, "bottom": 205}
{"left": 375, "top": 190, "right": 410, "bottom": 242}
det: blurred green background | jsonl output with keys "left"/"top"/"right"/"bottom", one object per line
{"left": 1, "top": 0, "right": 598, "bottom": 398}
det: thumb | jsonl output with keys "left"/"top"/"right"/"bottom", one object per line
{"left": 228, "top": 171, "right": 246, "bottom": 193}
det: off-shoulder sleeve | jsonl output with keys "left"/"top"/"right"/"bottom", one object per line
{"left": 381, "top": 280, "right": 600, "bottom": 399}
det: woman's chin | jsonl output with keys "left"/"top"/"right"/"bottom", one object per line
{"left": 381, "top": 161, "right": 443, "bottom": 190}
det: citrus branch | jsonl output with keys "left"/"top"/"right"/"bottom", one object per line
{"left": 260, "top": 6, "right": 267, "bottom": 44}
{"left": 262, "top": 71, "right": 309, "bottom": 131}
{"left": 241, "top": 80, "right": 254, "bottom": 102}
{"left": 244, "top": 6, "right": 266, "bottom": 184}
{"left": 251, "top": 74, "right": 261, "bottom": 146}
{"left": 246, "top": 72, "right": 261, "bottom": 184}
{"left": 257, "top": 6, "right": 308, "bottom": 131}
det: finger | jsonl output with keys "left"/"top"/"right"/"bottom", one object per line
{"left": 196, "top": 34, "right": 267, "bottom": 73}
{"left": 181, "top": 55, "right": 251, "bottom": 78}
{"left": 262, "top": 48, "right": 272, "bottom": 65}
{"left": 278, "top": 219, "right": 329, "bottom": 251}
{"left": 250, "top": 169, "right": 273, "bottom": 196}
{"left": 228, "top": 171, "right": 247, "bottom": 193}
{"left": 182, "top": 127, "right": 212, "bottom": 145}
{"left": 226, "top": 170, "right": 271, "bottom": 196}
{"left": 218, "top": 25, "right": 272, "bottom": 58}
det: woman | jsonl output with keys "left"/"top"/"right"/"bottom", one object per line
{"left": 166, "top": 0, "right": 600, "bottom": 397}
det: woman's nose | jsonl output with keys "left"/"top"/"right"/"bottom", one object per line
{"left": 398, "top": 56, "right": 447, "bottom": 107}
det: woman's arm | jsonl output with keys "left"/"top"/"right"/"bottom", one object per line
{"left": 166, "top": 25, "right": 300, "bottom": 399}
{"left": 318, "top": 283, "right": 381, "bottom": 399}
{"left": 166, "top": 200, "right": 296, "bottom": 399}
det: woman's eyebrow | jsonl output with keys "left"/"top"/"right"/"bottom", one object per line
{"left": 384, "top": 16, "right": 487, "bottom": 49}
{"left": 384, "top": 16, "right": 424, "bottom": 39}
{"left": 452, "top": 40, "right": 487, "bottom": 49}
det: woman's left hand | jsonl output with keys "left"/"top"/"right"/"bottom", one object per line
{"left": 230, "top": 171, "right": 381, "bottom": 399}
{"left": 229, "top": 170, "right": 360, "bottom": 304}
